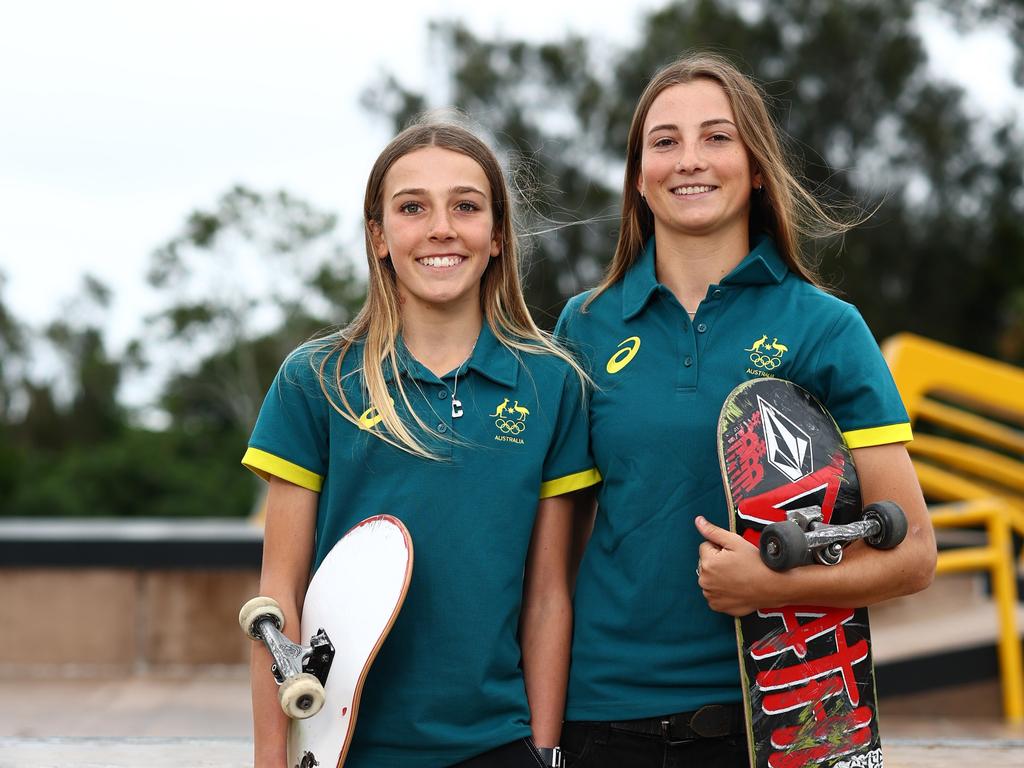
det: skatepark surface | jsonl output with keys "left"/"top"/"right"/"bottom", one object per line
{"left": 0, "top": 670, "right": 1022, "bottom": 767}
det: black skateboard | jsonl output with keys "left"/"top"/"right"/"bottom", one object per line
{"left": 718, "top": 378, "right": 906, "bottom": 768}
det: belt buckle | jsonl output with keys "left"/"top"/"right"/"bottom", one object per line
{"left": 662, "top": 714, "right": 696, "bottom": 746}
{"left": 689, "top": 704, "right": 733, "bottom": 738}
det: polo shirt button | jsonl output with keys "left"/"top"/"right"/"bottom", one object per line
{"left": 712, "top": 289, "right": 722, "bottom": 298}
{"left": 697, "top": 323, "right": 707, "bottom": 333}
{"left": 437, "top": 390, "right": 448, "bottom": 400}
{"left": 437, "top": 423, "right": 448, "bottom": 433}
{"left": 684, "top": 356, "right": 693, "bottom": 367}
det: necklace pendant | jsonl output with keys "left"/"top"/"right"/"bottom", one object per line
{"left": 451, "top": 398, "right": 463, "bottom": 419}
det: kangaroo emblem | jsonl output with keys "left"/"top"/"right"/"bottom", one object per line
{"left": 490, "top": 398, "right": 510, "bottom": 418}
{"left": 511, "top": 401, "right": 530, "bottom": 421}
{"left": 770, "top": 338, "right": 789, "bottom": 356}
{"left": 745, "top": 334, "right": 769, "bottom": 353}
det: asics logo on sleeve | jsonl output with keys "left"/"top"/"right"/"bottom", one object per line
{"left": 606, "top": 336, "right": 641, "bottom": 374}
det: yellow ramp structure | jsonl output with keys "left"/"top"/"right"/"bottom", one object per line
{"left": 883, "top": 333, "right": 1024, "bottom": 722}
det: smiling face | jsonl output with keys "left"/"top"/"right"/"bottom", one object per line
{"left": 371, "top": 146, "right": 500, "bottom": 315}
{"left": 638, "top": 79, "right": 761, "bottom": 243}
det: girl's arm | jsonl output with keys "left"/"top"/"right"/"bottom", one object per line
{"left": 569, "top": 486, "right": 598, "bottom": 593}
{"left": 251, "top": 475, "right": 318, "bottom": 768}
{"left": 520, "top": 492, "right": 577, "bottom": 749}
{"left": 697, "top": 442, "right": 936, "bottom": 616}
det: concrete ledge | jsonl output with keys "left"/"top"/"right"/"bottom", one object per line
{"left": 0, "top": 519, "right": 263, "bottom": 672}
{"left": 1, "top": 568, "right": 259, "bottom": 671}
{"left": 0, "top": 518, "right": 262, "bottom": 568}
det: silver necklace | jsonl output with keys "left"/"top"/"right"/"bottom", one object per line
{"left": 450, "top": 345, "right": 475, "bottom": 419}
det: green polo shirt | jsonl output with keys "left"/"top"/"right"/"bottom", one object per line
{"left": 556, "top": 236, "right": 911, "bottom": 721}
{"left": 243, "top": 322, "right": 598, "bottom": 767}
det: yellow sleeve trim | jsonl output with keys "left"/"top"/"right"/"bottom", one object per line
{"left": 843, "top": 423, "right": 914, "bottom": 450}
{"left": 539, "top": 467, "right": 602, "bottom": 499}
{"left": 241, "top": 447, "right": 324, "bottom": 493}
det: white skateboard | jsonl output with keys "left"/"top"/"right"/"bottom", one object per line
{"left": 240, "top": 514, "right": 413, "bottom": 768}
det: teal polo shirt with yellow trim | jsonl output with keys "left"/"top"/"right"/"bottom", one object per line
{"left": 556, "top": 236, "right": 911, "bottom": 721}
{"left": 243, "top": 322, "right": 598, "bottom": 767}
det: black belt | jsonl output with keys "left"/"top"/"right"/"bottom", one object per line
{"left": 608, "top": 703, "right": 744, "bottom": 740}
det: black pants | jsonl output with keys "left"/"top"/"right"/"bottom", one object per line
{"left": 449, "top": 738, "right": 546, "bottom": 768}
{"left": 561, "top": 721, "right": 748, "bottom": 768}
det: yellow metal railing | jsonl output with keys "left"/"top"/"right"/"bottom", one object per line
{"left": 883, "top": 333, "right": 1024, "bottom": 723}
{"left": 930, "top": 499, "right": 1023, "bottom": 721}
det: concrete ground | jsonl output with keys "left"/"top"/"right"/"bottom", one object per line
{"left": 1, "top": 670, "right": 1022, "bottom": 767}
{"left": 0, "top": 669, "right": 252, "bottom": 740}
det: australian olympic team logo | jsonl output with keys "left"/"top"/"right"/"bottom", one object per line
{"left": 745, "top": 334, "right": 789, "bottom": 373}
{"left": 490, "top": 397, "right": 529, "bottom": 443}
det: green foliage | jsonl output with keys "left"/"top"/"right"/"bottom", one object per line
{"left": 364, "top": 0, "right": 1024, "bottom": 362}
{"left": 1, "top": 188, "right": 366, "bottom": 518}
{"left": 142, "top": 184, "right": 365, "bottom": 432}
{"left": 9, "top": 426, "right": 254, "bottom": 518}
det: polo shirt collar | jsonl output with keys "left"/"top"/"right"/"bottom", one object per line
{"left": 384, "top": 320, "right": 519, "bottom": 388}
{"left": 622, "top": 235, "right": 788, "bottom": 319}
{"left": 622, "top": 237, "right": 660, "bottom": 321}
{"left": 466, "top": 321, "right": 520, "bottom": 387}
{"left": 720, "top": 236, "right": 789, "bottom": 286}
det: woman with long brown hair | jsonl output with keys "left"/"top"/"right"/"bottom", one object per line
{"left": 555, "top": 52, "right": 936, "bottom": 766}
{"left": 244, "top": 118, "right": 597, "bottom": 767}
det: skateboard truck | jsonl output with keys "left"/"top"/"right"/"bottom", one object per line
{"left": 239, "top": 596, "right": 335, "bottom": 719}
{"left": 759, "top": 500, "right": 908, "bottom": 572}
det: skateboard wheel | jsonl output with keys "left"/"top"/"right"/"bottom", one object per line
{"left": 239, "top": 596, "right": 284, "bottom": 640}
{"left": 279, "top": 672, "right": 325, "bottom": 719}
{"left": 864, "top": 501, "right": 908, "bottom": 550}
{"left": 760, "top": 521, "right": 809, "bottom": 571}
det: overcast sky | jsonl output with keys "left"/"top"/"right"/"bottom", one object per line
{"left": 1, "top": 1, "right": 1020, "bottom": 371}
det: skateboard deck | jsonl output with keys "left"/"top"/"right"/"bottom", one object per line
{"left": 242, "top": 514, "right": 413, "bottom": 768}
{"left": 718, "top": 379, "right": 884, "bottom": 768}
{"left": 292, "top": 514, "right": 412, "bottom": 768}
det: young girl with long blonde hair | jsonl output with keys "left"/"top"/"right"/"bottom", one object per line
{"left": 244, "top": 119, "right": 597, "bottom": 768}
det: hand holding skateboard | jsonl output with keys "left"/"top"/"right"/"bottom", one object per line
{"left": 758, "top": 499, "right": 908, "bottom": 571}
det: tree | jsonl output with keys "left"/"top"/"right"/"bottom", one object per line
{"left": 0, "top": 188, "right": 367, "bottom": 519}
{"left": 940, "top": 0, "right": 1024, "bottom": 85}
{"left": 0, "top": 271, "right": 28, "bottom": 423}
{"left": 0, "top": 272, "right": 29, "bottom": 504}
{"left": 364, "top": 0, "right": 1024, "bottom": 361}
{"left": 143, "top": 185, "right": 366, "bottom": 432}
{"left": 42, "top": 275, "right": 124, "bottom": 446}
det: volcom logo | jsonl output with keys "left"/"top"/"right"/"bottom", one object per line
{"left": 757, "top": 395, "right": 812, "bottom": 481}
